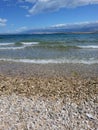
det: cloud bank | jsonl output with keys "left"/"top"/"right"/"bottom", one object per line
{"left": 22, "top": 0, "right": 98, "bottom": 14}
{"left": 0, "top": 18, "right": 7, "bottom": 27}
{"left": 16, "top": 26, "right": 28, "bottom": 32}
{"left": 3, "top": 0, "right": 98, "bottom": 14}
{"left": 19, "top": 21, "right": 98, "bottom": 34}
{"left": 51, "top": 21, "right": 98, "bottom": 28}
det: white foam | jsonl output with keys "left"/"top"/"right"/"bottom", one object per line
{"left": 0, "top": 58, "right": 98, "bottom": 64}
{"left": 0, "top": 43, "right": 14, "bottom": 46}
{"left": 0, "top": 42, "right": 39, "bottom": 50}
{"left": 0, "top": 46, "right": 25, "bottom": 50}
{"left": 79, "top": 45, "right": 98, "bottom": 49}
{"left": 21, "top": 42, "right": 39, "bottom": 45}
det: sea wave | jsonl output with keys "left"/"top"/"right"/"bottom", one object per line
{"left": 0, "top": 58, "right": 98, "bottom": 64}
{"left": 0, "top": 42, "right": 98, "bottom": 50}
{"left": 21, "top": 42, "right": 39, "bottom": 45}
{"left": 32, "top": 45, "right": 81, "bottom": 49}
{"left": 0, "top": 42, "right": 39, "bottom": 46}
{"left": 0, "top": 42, "right": 39, "bottom": 50}
{"left": 0, "top": 46, "right": 25, "bottom": 50}
{"left": 0, "top": 42, "right": 14, "bottom": 46}
{"left": 78, "top": 45, "right": 98, "bottom": 49}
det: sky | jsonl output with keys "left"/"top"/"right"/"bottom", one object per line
{"left": 0, "top": 0, "right": 98, "bottom": 33}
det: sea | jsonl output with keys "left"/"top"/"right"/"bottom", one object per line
{"left": 0, "top": 33, "right": 98, "bottom": 64}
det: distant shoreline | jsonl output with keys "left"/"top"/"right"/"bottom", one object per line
{"left": 30, "top": 31, "right": 98, "bottom": 34}
{"left": 0, "top": 31, "right": 98, "bottom": 35}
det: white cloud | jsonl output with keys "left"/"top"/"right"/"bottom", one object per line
{"left": 18, "top": 0, "right": 36, "bottom": 3}
{"left": 4, "top": 0, "right": 98, "bottom": 15}
{"left": 20, "top": 5, "right": 29, "bottom": 9}
{"left": 51, "top": 21, "right": 98, "bottom": 29}
{"left": 22, "top": 0, "right": 98, "bottom": 14}
{"left": 0, "top": 18, "right": 7, "bottom": 27}
{"left": 51, "top": 24, "right": 67, "bottom": 28}
{"left": 25, "top": 0, "right": 36, "bottom": 3}
{"left": 16, "top": 26, "right": 28, "bottom": 32}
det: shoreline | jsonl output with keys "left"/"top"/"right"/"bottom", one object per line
{"left": 0, "top": 61, "right": 98, "bottom": 78}
{"left": 0, "top": 61, "right": 97, "bottom": 102}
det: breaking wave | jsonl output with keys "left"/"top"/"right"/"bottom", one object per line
{"left": 0, "top": 58, "right": 98, "bottom": 64}
{"left": 78, "top": 45, "right": 98, "bottom": 49}
{"left": 0, "top": 42, "right": 39, "bottom": 50}
{"left": 0, "top": 41, "right": 98, "bottom": 50}
{"left": 0, "top": 43, "right": 14, "bottom": 46}
{"left": 0, "top": 46, "right": 26, "bottom": 50}
{"left": 21, "top": 42, "right": 39, "bottom": 45}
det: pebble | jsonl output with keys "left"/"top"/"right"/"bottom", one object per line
{"left": 0, "top": 94, "right": 97, "bottom": 130}
{"left": 86, "top": 113, "right": 95, "bottom": 120}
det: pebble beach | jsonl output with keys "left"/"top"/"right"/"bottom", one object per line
{"left": 0, "top": 61, "right": 98, "bottom": 130}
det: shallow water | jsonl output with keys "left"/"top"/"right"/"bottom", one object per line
{"left": 0, "top": 33, "right": 98, "bottom": 64}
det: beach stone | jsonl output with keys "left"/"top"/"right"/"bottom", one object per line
{"left": 0, "top": 63, "right": 98, "bottom": 130}
{"left": 0, "top": 93, "right": 97, "bottom": 130}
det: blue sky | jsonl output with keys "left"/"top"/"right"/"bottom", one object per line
{"left": 0, "top": 0, "right": 98, "bottom": 33}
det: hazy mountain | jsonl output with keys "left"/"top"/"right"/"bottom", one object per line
{"left": 22, "top": 21, "right": 98, "bottom": 34}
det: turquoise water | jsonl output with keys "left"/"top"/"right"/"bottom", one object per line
{"left": 0, "top": 33, "right": 98, "bottom": 64}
